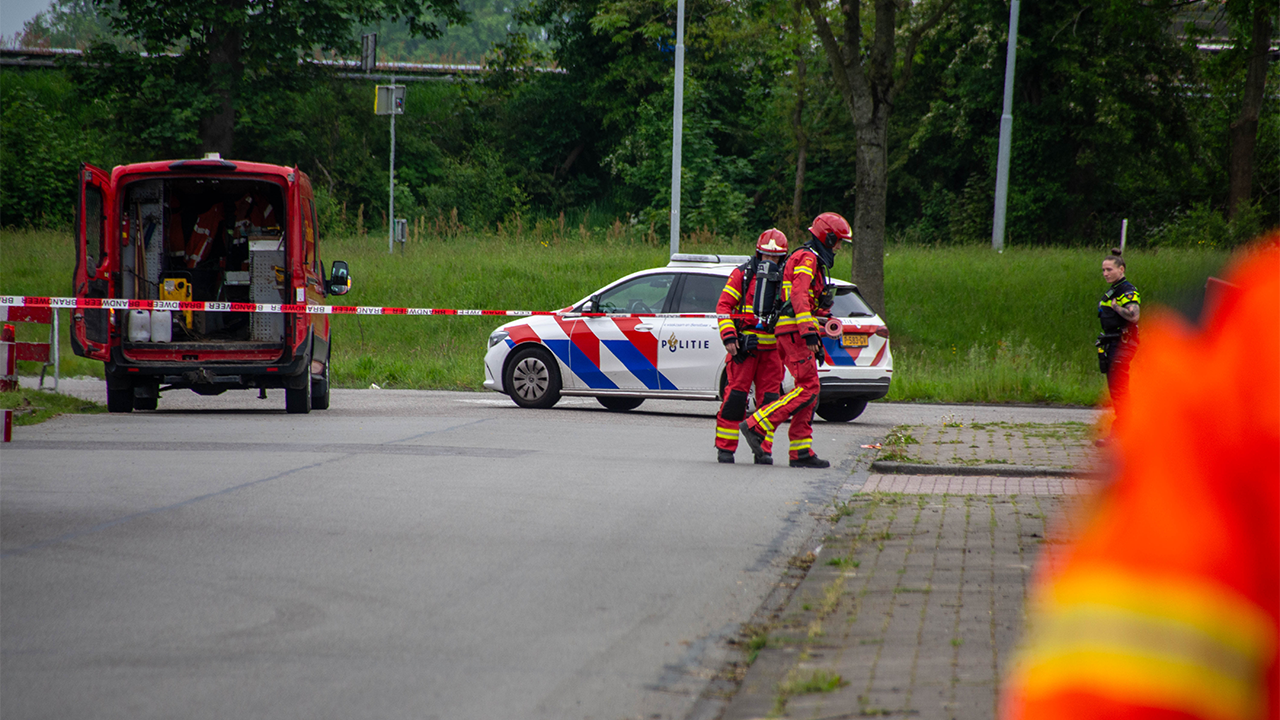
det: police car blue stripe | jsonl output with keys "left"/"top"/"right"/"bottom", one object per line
{"left": 601, "top": 339, "right": 664, "bottom": 390}
{"left": 567, "top": 341, "right": 620, "bottom": 390}
{"left": 822, "top": 337, "right": 858, "bottom": 366}
{"left": 542, "top": 339, "right": 576, "bottom": 375}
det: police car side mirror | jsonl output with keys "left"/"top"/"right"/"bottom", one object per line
{"left": 584, "top": 294, "right": 601, "bottom": 313}
{"left": 327, "top": 260, "right": 351, "bottom": 296}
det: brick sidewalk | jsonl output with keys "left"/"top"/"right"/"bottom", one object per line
{"left": 875, "top": 421, "right": 1100, "bottom": 476}
{"left": 716, "top": 419, "right": 1100, "bottom": 720}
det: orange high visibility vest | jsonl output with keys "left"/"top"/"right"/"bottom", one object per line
{"left": 1002, "top": 239, "right": 1279, "bottom": 720}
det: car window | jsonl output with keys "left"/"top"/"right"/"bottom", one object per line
{"left": 596, "top": 273, "right": 675, "bottom": 313}
{"left": 674, "top": 273, "right": 725, "bottom": 313}
{"left": 832, "top": 286, "right": 875, "bottom": 317}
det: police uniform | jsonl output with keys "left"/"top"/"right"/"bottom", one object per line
{"left": 714, "top": 261, "right": 784, "bottom": 458}
{"left": 741, "top": 241, "right": 829, "bottom": 464}
{"left": 1098, "top": 277, "right": 1140, "bottom": 413}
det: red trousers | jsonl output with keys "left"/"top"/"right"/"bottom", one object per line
{"left": 715, "top": 348, "right": 784, "bottom": 452}
{"left": 745, "top": 333, "right": 821, "bottom": 460}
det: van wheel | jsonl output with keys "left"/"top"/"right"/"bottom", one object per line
{"left": 286, "top": 385, "right": 311, "bottom": 414}
{"left": 311, "top": 358, "right": 331, "bottom": 410}
{"left": 815, "top": 398, "right": 868, "bottom": 422}
{"left": 106, "top": 376, "right": 133, "bottom": 413}
{"left": 505, "top": 345, "right": 561, "bottom": 409}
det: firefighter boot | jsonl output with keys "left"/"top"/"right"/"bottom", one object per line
{"left": 789, "top": 451, "right": 830, "bottom": 469}
{"left": 718, "top": 449, "right": 735, "bottom": 464}
{"left": 739, "top": 421, "right": 772, "bottom": 465}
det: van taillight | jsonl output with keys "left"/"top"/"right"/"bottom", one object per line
{"left": 875, "top": 327, "right": 890, "bottom": 339}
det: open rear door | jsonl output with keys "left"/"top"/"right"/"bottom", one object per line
{"left": 71, "top": 163, "right": 112, "bottom": 361}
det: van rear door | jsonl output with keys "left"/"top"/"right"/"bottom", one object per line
{"left": 71, "top": 163, "right": 112, "bottom": 361}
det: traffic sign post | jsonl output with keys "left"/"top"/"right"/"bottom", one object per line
{"left": 375, "top": 83, "right": 406, "bottom": 254}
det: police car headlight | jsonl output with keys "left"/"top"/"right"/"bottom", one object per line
{"left": 488, "top": 330, "right": 510, "bottom": 348}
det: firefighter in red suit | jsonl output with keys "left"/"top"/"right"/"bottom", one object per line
{"left": 715, "top": 229, "right": 789, "bottom": 464}
{"left": 740, "top": 212, "right": 852, "bottom": 468}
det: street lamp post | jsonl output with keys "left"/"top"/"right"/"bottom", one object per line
{"left": 991, "top": 0, "right": 1020, "bottom": 252}
{"left": 668, "top": 0, "right": 686, "bottom": 257}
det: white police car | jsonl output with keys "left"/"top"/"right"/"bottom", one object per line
{"left": 482, "top": 253, "right": 893, "bottom": 421}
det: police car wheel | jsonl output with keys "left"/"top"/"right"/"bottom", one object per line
{"left": 815, "top": 398, "right": 868, "bottom": 422}
{"left": 506, "top": 345, "right": 561, "bottom": 409}
{"left": 598, "top": 396, "right": 644, "bottom": 411}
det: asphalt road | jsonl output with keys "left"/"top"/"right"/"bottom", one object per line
{"left": 1, "top": 383, "right": 1098, "bottom": 720}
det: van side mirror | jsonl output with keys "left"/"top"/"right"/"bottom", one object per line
{"left": 327, "top": 260, "right": 351, "bottom": 296}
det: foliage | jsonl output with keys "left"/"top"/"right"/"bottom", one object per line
{"left": 1146, "top": 199, "right": 1268, "bottom": 249}
{"left": 0, "top": 69, "right": 125, "bottom": 227}
{"left": 2, "top": 0, "right": 1275, "bottom": 250}
{"left": 890, "top": 0, "right": 1206, "bottom": 245}
{"left": 13, "top": 0, "right": 120, "bottom": 49}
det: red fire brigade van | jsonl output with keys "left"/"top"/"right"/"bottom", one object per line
{"left": 71, "top": 154, "right": 351, "bottom": 414}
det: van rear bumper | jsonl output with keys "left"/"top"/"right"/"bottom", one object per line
{"left": 106, "top": 347, "right": 310, "bottom": 390}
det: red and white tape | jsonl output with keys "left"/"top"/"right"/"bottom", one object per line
{"left": 0, "top": 295, "right": 749, "bottom": 320}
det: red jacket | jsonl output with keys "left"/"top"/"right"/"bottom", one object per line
{"left": 775, "top": 246, "right": 827, "bottom": 337}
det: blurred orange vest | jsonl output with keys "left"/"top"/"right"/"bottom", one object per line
{"left": 1002, "top": 239, "right": 1279, "bottom": 720}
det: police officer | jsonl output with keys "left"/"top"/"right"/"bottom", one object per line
{"left": 740, "top": 212, "right": 851, "bottom": 468}
{"left": 1097, "top": 248, "right": 1140, "bottom": 430}
{"left": 714, "top": 229, "right": 788, "bottom": 464}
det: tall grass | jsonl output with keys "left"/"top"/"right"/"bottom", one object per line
{"left": 883, "top": 245, "right": 1230, "bottom": 405}
{"left": 0, "top": 227, "right": 1232, "bottom": 404}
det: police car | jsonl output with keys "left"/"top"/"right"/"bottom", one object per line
{"left": 482, "top": 253, "right": 892, "bottom": 421}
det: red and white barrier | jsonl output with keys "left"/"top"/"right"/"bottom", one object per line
{"left": 0, "top": 295, "right": 752, "bottom": 321}
{"left": 0, "top": 305, "right": 58, "bottom": 392}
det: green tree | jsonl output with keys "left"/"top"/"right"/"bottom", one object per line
{"left": 88, "top": 0, "right": 469, "bottom": 156}
{"left": 1216, "top": 0, "right": 1278, "bottom": 219}
{"left": 888, "top": 0, "right": 1204, "bottom": 245}
{"left": 801, "top": 0, "right": 956, "bottom": 313}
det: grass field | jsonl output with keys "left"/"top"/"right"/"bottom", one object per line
{"left": 0, "top": 226, "right": 1231, "bottom": 406}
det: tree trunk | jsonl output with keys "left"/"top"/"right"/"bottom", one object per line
{"left": 792, "top": 54, "right": 808, "bottom": 228}
{"left": 852, "top": 106, "right": 889, "bottom": 314}
{"left": 200, "top": 25, "right": 243, "bottom": 157}
{"left": 801, "top": 0, "right": 953, "bottom": 315}
{"left": 1227, "top": 2, "right": 1273, "bottom": 219}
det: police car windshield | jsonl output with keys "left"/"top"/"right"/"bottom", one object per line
{"left": 832, "top": 287, "right": 875, "bottom": 317}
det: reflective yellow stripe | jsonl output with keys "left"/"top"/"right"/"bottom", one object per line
{"left": 755, "top": 387, "right": 801, "bottom": 425}
{"left": 724, "top": 285, "right": 742, "bottom": 301}
{"left": 716, "top": 428, "right": 739, "bottom": 440}
{"left": 790, "top": 438, "right": 811, "bottom": 451}
{"left": 794, "top": 265, "right": 814, "bottom": 277}
{"left": 1013, "top": 568, "right": 1275, "bottom": 720}
{"left": 718, "top": 318, "right": 735, "bottom": 332}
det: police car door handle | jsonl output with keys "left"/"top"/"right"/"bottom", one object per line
{"left": 635, "top": 323, "right": 655, "bottom": 331}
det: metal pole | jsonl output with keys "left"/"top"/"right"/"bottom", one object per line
{"left": 389, "top": 75, "right": 396, "bottom": 254}
{"left": 668, "top": 0, "right": 686, "bottom": 257}
{"left": 1121, "top": 218, "right": 1128, "bottom": 252}
{"left": 991, "top": 0, "right": 1020, "bottom": 252}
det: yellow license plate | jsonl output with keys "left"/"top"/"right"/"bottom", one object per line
{"left": 842, "top": 334, "right": 869, "bottom": 348}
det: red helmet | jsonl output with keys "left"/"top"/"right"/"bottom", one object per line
{"left": 756, "top": 228, "right": 788, "bottom": 256}
{"left": 809, "top": 212, "right": 852, "bottom": 246}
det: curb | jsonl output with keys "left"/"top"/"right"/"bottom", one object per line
{"left": 870, "top": 460, "right": 1093, "bottom": 478}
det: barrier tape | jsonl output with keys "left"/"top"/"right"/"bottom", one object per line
{"left": 0, "top": 295, "right": 753, "bottom": 321}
